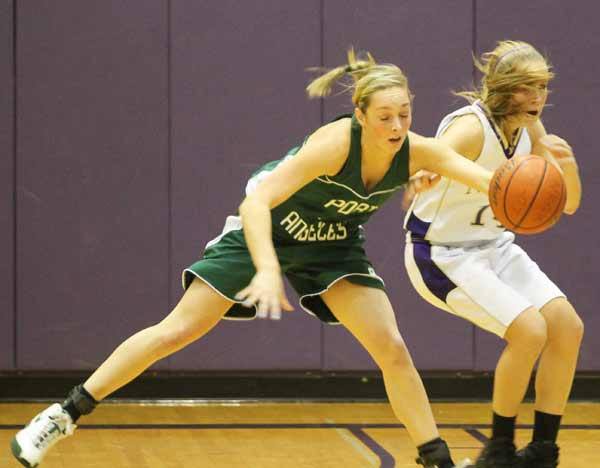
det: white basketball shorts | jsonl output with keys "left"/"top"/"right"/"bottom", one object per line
{"left": 404, "top": 231, "right": 565, "bottom": 337}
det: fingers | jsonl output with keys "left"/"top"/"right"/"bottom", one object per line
{"left": 408, "top": 176, "right": 425, "bottom": 193}
{"left": 261, "top": 294, "right": 283, "bottom": 320}
{"left": 270, "top": 304, "right": 282, "bottom": 320}
{"left": 428, "top": 173, "right": 441, "bottom": 188}
{"left": 411, "top": 172, "right": 441, "bottom": 193}
{"left": 236, "top": 292, "right": 261, "bottom": 310}
{"left": 541, "top": 134, "right": 570, "bottom": 147}
{"left": 281, "top": 295, "right": 294, "bottom": 312}
{"left": 245, "top": 294, "right": 280, "bottom": 320}
{"left": 251, "top": 292, "right": 281, "bottom": 320}
{"left": 234, "top": 287, "right": 253, "bottom": 307}
{"left": 234, "top": 287, "right": 261, "bottom": 313}
{"left": 540, "top": 135, "right": 574, "bottom": 159}
{"left": 402, "top": 171, "right": 442, "bottom": 211}
{"left": 256, "top": 298, "right": 270, "bottom": 319}
{"left": 235, "top": 286, "right": 292, "bottom": 320}
{"left": 546, "top": 144, "right": 572, "bottom": 158}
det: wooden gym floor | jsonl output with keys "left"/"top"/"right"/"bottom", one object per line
{"left": 1, "top": 401, "right": 598, "bottom": 467}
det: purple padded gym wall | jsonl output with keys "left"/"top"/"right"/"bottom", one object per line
{"left": 1, "top": 0, "right": 14, "bottom": 369}
{"left": 16, "top": 1, "right": 170, "bottom": 369}
{"left": 7, "top": 0, "right": 599, "bottom": 372}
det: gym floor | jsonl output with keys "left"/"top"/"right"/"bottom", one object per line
{"left": 2, "top": 401, "right": 598, "bottom": 467}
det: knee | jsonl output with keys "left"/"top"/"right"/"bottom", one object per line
{"left": 148, "top": 322, "right": 198, "bottom": 358}
{"left": 505, "top": 309, "right": 548, "bottom": 356}
{"left": 570, "top": 313, "right": 585, "bottom": 343}
{"left": 544, "top": 300, "right": 584, "bottom": 348}
{"left": 558, "top": 310, "right": 585, "bottom": 346}
{"left": 373, "top": 336, "right": 414, "bottom": 372}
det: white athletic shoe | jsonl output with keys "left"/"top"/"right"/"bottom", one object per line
{"left": 11, "top": 403, "right": 76, "bottom": 467}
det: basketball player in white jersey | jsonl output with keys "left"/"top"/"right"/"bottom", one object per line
{"left": 403, "top": 41, "right": 583, "bottom": 468}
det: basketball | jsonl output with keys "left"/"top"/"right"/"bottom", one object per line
{"left": 489, "top": 154, "right": 566, "bottom": 235}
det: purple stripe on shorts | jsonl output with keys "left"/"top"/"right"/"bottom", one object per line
{"left": 412, "top": 240, "right": 457, "bottom": 302}
{"left": 405, "top": 211, "right": 430, "bottom": 238}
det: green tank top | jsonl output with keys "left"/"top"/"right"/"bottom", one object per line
{"left": 246, "top": 115, "right": 410, "bottom": 244}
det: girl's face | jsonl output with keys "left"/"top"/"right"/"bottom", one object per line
{"left": 356, "top": 86, "right": 412, "bottom": 155}
{"left": 509, "top": 61, "right": 550, "bottom": 125}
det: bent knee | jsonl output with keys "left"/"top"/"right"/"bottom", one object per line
{"left": 571, "top": 313, "right": 585, "bottom": 342}
{"left": 543, "top": 299, "right": 584, "bottom": 345}
{"left": 555, "top": 310, "right": 585, "bottom": 344}
{"left": 505, "top": 308, "right": 548, "bottom": 353}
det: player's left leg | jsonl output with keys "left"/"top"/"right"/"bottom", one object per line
{"left": 320, "top": 279, "right": 467, "bottom": 468}
{"left": 518, "top": 297, "right": 584, "bottom": 467}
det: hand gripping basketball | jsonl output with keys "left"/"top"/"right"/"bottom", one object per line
{"left": 489, "top": 154, "right": 567, "bottom": 234}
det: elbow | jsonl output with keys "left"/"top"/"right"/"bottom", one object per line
{"left": 238, "top": 193, "right": 269, "bottom": 218}
{"left": 238, "top": 196, "right": 255, "bottom": 219}
{"left": 238, "top": 197, "right": 250, "bottom": 215}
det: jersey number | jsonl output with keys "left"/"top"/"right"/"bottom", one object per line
{"left": 471, "top": 205, "right": 503, "bottom": 228}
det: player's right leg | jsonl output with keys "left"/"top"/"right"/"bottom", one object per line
{"left": 320, "top": 280, "right": 471, "bottom": 468}
{"left": 11, "top": 278, "right": 233, "bottom": 467}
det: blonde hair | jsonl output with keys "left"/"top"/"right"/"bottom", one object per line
{"left": 456, "top": 40, "right": 554, "bottom": 123}
{"left": 306, "top": 48, "right": 410, "bottom": 112}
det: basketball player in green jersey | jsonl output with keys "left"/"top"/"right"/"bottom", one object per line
{"left": 12, "top": 50, "right": 493, "bottom": 468}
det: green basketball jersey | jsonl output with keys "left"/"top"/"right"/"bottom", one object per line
{"left": 246, "top": 115, "right": 410, "bottom": 244}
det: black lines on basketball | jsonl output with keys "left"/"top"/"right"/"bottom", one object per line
{"left": 514, "top": 158, "right": 547, "bottom": 229}
{"left": 490, "top": 154, "right": 566, "bottom": 235}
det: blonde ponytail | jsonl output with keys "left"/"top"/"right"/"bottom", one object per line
{"left": 306, "top": 48, "right": 410, "bottom": 111}
{"left": 306, "top": 48, "right": 376, "bottom": 98}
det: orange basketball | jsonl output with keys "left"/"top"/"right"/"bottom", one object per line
{"left": 489, "top": 154, "right": 566, "bottom": 235}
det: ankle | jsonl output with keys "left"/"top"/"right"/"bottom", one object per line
{"left": 533, "top": 410, "right": 562, "bottom": 443}
{"left": 61, "top": 384, "right": 99, "bottom": 422}
{"left": 491, "top": 412, "right": 516, "bottom": 441}
{"left": 417, "top": 437, "right": 454, "bottom": 467}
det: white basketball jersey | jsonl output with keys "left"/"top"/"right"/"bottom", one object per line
{"left": 404, "top": 102, "right": 532, "bottom": 244}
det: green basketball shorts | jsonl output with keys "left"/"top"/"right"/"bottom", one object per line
{"left": 182, "top": 216, "right": 385, "bottom": 324}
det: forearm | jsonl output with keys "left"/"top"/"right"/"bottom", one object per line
{"left": 418, "top": 138, "right": 492, "bottom": 195}
{"left": 560, "top": 160, "right": 582, "bottom": 214}
{"left": 444, "top": 156, "right": 492, "bottom": 195}
{"left": 539, "top": 150, "right": 582, "bottom": 214}
{"left": 530, "top": 130, "right": 581, "bottom": 214}
{"left": 239, "top": 197, "right": 280, "bottom": 272}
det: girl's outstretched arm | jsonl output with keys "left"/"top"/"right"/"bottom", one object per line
{"left": 237, "top": 120, "right": 349, "bottom": 319}
{"left": 409, "top": 131, "right": 492, "bottom": 195}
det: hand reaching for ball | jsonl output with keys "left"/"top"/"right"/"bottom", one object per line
{"left": 402, "top": 170, "right": 442, "bottom": 210}
{"left": 535, "top": 134, "right": 578, "bottom": 170}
